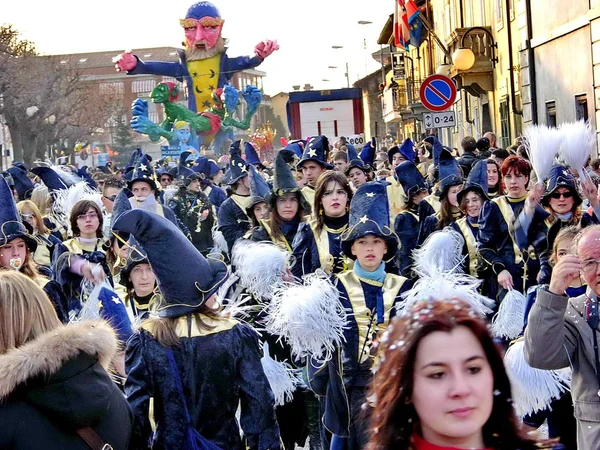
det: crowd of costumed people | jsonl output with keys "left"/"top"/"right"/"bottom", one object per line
{"left": 3, "top": 1, "right": 600, "bottom": 450}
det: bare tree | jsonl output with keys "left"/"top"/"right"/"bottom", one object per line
{"left": 0, "top": 25, "right": 116, "bottom": 166}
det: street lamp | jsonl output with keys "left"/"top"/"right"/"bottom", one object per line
{"left": 328, "top": 66, "right": 337, "bottom": 69}
{"left": 358, "top": 20, "right": 372, "bottom": 25}
{"left": 331, "top": 46, "right": 350, "bottom": 88}
{"left": 452, "top": 26, "right": 498, "bottom": 71}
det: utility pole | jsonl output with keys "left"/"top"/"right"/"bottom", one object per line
{"left": 346, "top": 62, "right": 350, "bottom": 88}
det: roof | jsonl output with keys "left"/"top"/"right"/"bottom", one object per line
{"left": 378, "top": 14, "right": 394, "bottom": 45}
{"left": 51, "top": 47, "right": 180, "bottom": 69}
{"left": 288, "top": 88, "right": 363, "bottom": 103}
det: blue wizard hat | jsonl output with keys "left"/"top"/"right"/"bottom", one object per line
{"left": 266, "top": 152, "right": 311, "bottom": 214}
{"left": 387, "top": 138, "right": 415, "bottom": 164}
{"left": 346, "top": 159, "right": 371, "bottom": 175}
{"left": 246, "top": 164, "right": 270, "bottom": 212}
{"left": 127, "top": 153, "right": 157, "bottom": 191}
{"left": 0, "top": 177, "right": 37, "bottom": 251}
{"left": 346, "top": 144, "right": 358, "bottom": 161}
{"left": 1, "top": 171, "right": 14, "bottom": 188}
{"left": 360, "top": 141, "right": 376, "bottom": 167}
{"left": 207, "top": 160, "right": 221, "bottom": 179}
{"left": 284, "top": 140, "right": 305, "bottom": 159}
{"left": 76, "top": 166, "right": 98, "bottom": 190}
{"left": 118, "top": 235, "right": 150, "bottom": 289}
{"left": 223, "top": 141, "right": 249, "bottom": 185}
{"left": 457, "top": 160, "right": 489, "bottom": 204}
{"left": 185, "top": 1, "right": 221, "bottom": 19}
{"left": 341, "top": 181, "right": 398, "bottom": 261}
{"left": 112, "top": 209, "right": 229, "bottom": 318}
{"left": 542, "top": 165, "right": 582, "bottom": 207}
{"left": 30, "top": 167, "right": 70, "bottom": 192}
{"left": 97, "top": 286, "right": 133, "bottom": 343}
{"left": 298, "top": 136, "right": 333, "bottom": 169}
{"left": 395, "top": 161, "right": 428, "bottom": 199}
{"left": 438, "top": 149, "right": 463, "bottom": 196}
{"left": 431, "top": 136, "right": 444, "bottom": 168}
{"left": 7, "top": 166, "right": 34, "bottom": 200}
{"left": 12, "top": 161, "right": 27, "bottom": 172}
{"left": 244, "top": 142, "right": 265, "bottom": 169}
{"left": 156, "top": 166, "right": 174, "bottom": 180}
{"left": 124, "top": 148, "right": 142, "bottom": 174}
{"left": 177, "top": 152, "right": 201, "bottom": 186}
{"left": 111, "top": 188, "right": 133, "bottom": 241}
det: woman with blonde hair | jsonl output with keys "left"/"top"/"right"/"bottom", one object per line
{"left": 16, "top": 199, "right": 62, "bottom": 274}
{"left": 0, "top": 270, "right": 132, "bottom": 449}
{"left": 0, "top": 178, "right": 68, "bottom": 322}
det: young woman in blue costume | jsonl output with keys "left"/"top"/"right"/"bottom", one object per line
{"left": 486, "top": 159, "right": 503, "bottom": 199}
{"left": 52, "top": 199, "right": 113, "bottom": 316}
{"left": 451, "top": 160, "right": 489, "bottom": 279}
{"left": 0, "top": 178, "right": 68, "bottom": 323}
{"left": 250, "top": 152, "right": 311, "bottom": 252}
{"left": 292, "top": 170, "right": 354, "bottom": 279}
{"left": 113, "top": 209, "right": 281, "bottom": 450}
{"left": 394, "top": 160, "right": 429, "bottom": 279}
{"left": 516, "top": 165, "right": 600, "bottom": 284}
{"left": 478, "top": 155, "right": 549, "bottom": 299}
{"left": 418, "top": 149, "right": 464, "bottom": 245}
{"left": 365, "top": 298, "right": 559, "bottom": 450}
{"left": 309, "top": 181, "right": 411, "bottom": 449}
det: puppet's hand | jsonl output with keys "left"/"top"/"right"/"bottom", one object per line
{"left": 113, "top": 51, "right": 137, "bottom": 72}
{"left": 254, "top": 40, "right": 279, "bottom": 60}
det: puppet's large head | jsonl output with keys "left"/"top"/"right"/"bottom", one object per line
{"left": 181, "top": 2, "right": 225, "bottom": 60}
{"left": 151, "top": 82, "right": 179, "bottom": 104}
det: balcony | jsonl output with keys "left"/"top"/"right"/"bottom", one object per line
{"left": 382, "top": 78, "right": 427, "bottom": 123}
{"left": 446, "top": 27, "right": 495, "bottom": 95}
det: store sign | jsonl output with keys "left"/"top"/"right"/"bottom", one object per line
{"left": 392, "top": 53, "right": 406, "bottom": 81}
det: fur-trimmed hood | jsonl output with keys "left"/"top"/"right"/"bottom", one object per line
{"left": 0, "top": 320, "right": 117, "bottom": 401}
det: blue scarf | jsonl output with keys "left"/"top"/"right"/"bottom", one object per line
{"left": 354, "top": 261, "right": 386, "bottom": 323}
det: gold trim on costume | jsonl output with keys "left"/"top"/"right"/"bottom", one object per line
{"left": 493, "top": 197, "right": 523, "bottom": 265}
{"left": 456, "top": 217, "right": 479, "bottom": 277}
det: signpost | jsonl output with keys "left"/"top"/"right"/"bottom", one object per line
{"left": 419, "top": 74, "right": 457, "bottom": 112}
{"left": 423, "top": 111, "right": 456, "bottom": 129}
{"left": 392, "top": 53, "right": 406, "bottom": 81}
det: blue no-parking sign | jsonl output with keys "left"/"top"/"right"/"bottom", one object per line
{"left": 419, "top": 75, "right": 457, "bottom": 112}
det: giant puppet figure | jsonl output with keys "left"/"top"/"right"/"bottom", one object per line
{"left": 114, "top": 1, "right": 278, "bottom": 114}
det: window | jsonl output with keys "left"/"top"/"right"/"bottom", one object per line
{"left": 575, "top": 94, "right": 588, "bottom": 122}
{"left": 132, "top": 79, "right": 156, "bottom": 94}
{"left": 499, "top": 99, "right": 510, "bottom": 148}
{"left": 99, "top": 81, "right": 124, "bottom": 95}
{"left": 546, "top": 101, "right": 557, "bottom": 127}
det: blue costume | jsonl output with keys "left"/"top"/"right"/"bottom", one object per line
{"left": 113, "top": 209, "right": 281, "bottom": 450}
{"left": 309, "top": 182, "right": 410, "bottom": 449}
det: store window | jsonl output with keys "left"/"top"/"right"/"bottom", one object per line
{"left": 499, "top": 99, "right": 510, "bottom": 148}
{"left": 575, "top": 94, "right": 588, "bottom": 122}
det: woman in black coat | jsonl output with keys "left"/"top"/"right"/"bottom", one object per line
{"left": 0, "top": 271, "right": 132, "bottom": 450}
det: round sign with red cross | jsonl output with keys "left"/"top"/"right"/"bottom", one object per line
{"left": 419, "top": 75, "right": 457, "bottom": 112}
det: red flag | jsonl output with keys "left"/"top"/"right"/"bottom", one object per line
{"left": 394, "top": 0, "right": 410, "bottom": 50}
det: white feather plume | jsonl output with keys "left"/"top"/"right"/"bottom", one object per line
{"left": 265, "top": 271, "right": 346, "bottom": 362}
{"left": 504, "top": 340, "right": 571, "bottom": 417}
{"left": 412, "top": 227, "right": 465, "bottom": 277}
{"left": 212, "top": 226, "right": 229, "bottom": 255}
{"left": 559, "top": 121, "right": 596, "bottom": 177}
{"left": 401, "top": 228, "right": 495, "bottom": 316}
{"left": 232, "top": 240, "right": 289, "bottom": 299}
{"left": 50, "top": 181, "right": 103, "bottom": 235}
{"left": 523, "top": 125, "right": 563, "bottom": 182}
{"left": 490, "top": 289, "right": 527, "bottom": 339}
{"left": 161, "top": 185, "right": 179, "bottom": 206}
{"left": 260, "top": 342, "right": 302, "bottom": 406}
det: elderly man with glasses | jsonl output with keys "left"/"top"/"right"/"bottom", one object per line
{"left": 525, "top": 224, "right": 600, "bottom": 448}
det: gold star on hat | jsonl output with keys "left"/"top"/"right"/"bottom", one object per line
{"left": 366, "top": 192, "right": 375, "bottom": 198}
{"left": 359, "top": 215, "right": 369, "bottom": 224}
{"left": 308, "top": 148, "right": 317, "bottom": 158}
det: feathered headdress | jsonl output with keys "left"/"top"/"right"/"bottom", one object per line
{"left": 50, "top": 181, "right": 104, "bottom": 236}
{"left": 523, "top": 125, "right": 563, "bottom": 183}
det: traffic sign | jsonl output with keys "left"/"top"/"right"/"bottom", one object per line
{"left": 419, "top": 75, "right": 457, "bottom": 112}
{"left": 423, "top": 111, "right": 456, "bottom": 129}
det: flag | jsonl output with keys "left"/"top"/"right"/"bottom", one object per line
{"left": 406, "top": 0, "right": 424, "bottom": 48}
{"left": 393, "top": 0, "right": 410, "bottom": 51}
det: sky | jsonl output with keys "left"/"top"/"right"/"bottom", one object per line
{"left": 3, "top": 0, "right": 394, "bottom": 96}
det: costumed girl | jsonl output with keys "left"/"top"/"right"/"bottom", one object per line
{"left": 418, "top": 149, "right": 464, "bottom": 245}
{"left": 193, "top": 157, "right": 228, "bottom": 212}
{"left": 517, "top": 165, "right": 600, "bottom": 284}
{"left": 52, "top": 199, "right": 113, "bottom": 316}
{"left": 393, "top": 160, "right": 429, "bottom": 279}
{"left": 112, "top": 209, "right": 281, "bottom": 450}
{"left": 0, "top": 178, "right": 68, "bottom": 323}
{"left": 346, "top": 158, "right": 373, "bottom": 190}
{"left": 487, "top": 159, "right": 504, "bottom": 199}
{"left": 309, "top": 181, "right": 410, "bottom": 448}
{"left": 291, "top": 170, "right": 353, "bottom": 279}
{"left": 16, "top": 199, "right": 63, "bottom": 276}
{"left": 249, "top": 152, "right": 311, "bottom": 251}
{"left": 385, "top": 139, "right": 414, "bottom": 224}
{"left": 365, "top": 297, "right": 557, "bottom": 450}
{"left": 478, "top": 155, "right": 549, "bottom": 298}
{"left": 451, "top": 160, "right": 489, "bottom": 279}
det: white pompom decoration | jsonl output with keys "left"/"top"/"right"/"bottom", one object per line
{"left": 559, "top": 121, "right": 596, "bottom": 179}
{"left": 490, "top": 289, "right": 527, "bottom": 339}
{"left": 504, "top": 340, "right": 571, "bottom": 417}
{"left": 523, "top": 125, "right": 563, "bottom": 183}
{"left": 265, "top": 271, "right": 346, "bottom": 362}
{"left": 260, "top": 342, "right": 301, "bottom": 406}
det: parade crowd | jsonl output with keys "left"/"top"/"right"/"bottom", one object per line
{"left": 2, "top": 129, "right": 600, "bottom": 450}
